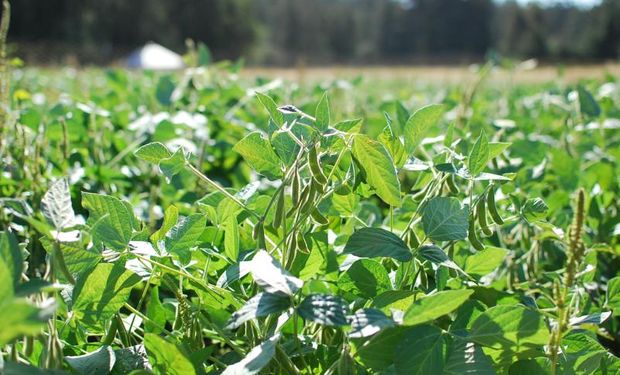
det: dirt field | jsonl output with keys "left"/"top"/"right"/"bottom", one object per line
{"left": 242, "top": 63, "right": 620, "bottom": 85}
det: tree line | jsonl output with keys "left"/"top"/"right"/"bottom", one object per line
{"left": 4, "top": 0, "right": 620, "bottom": 65}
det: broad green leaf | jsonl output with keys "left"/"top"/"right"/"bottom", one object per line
{"left": 353, "top": 326, "right": 410, "bottom": 370}
{"left": 65, "top": 346, "right": 115, "bottom": 375}
{"left": 146, "top": 287, "right": 167, "bottom": 334}
{"left": 222, "top": 334, "right": 280, "bottom": 375}
{"left": 372, "top": 290, "right": 418, "bottom": 313}
{"left": 394, "top": 325, "right": 448, "bottom": 375}
{"left": 72, "top": 263, "right": 141, "bottom": 329}
{"left": 0, "top": 258, "right": 14, "bottom": 301}
{"left": 41, "top": 178, "right": 76, "bottom": 230}
{"left": 488, "top": 142, "right": 511, "bottom": 160}
{"left": 444, "top": 340, "right": 495, "bottom": 375}
{"left": 250, "top": 250, "right": 303, "bottom": 296}
{"left": 521, "top": 198, "right": 548, "bottom": 223}
{"left": 159, "top": 148, "right": 187, "bottom": 181}
{"left": 0, "top": 299, "right": 54, "bottom": 346}
{"left": 343, "top": 227, "right": 411, "bottom": 261}
{"left": 234, "top": 132, "right": 283, "bottom": 180}
{"left": 224, "top": 215, "right": 240, "bottom": 261}
{"left": 165, "top": 214, "right": 206, "bottom": 264}
{"left": 468, "top": 130, "right": 489, "bottom": 177}
{"left": 82, "top": 193, "right": 134, "bottom": 251}
{"left": 421, "top": 197, "right": 469, "bottom": 242}
{"left": 226, "top": 293, "right": 291, "bottom": 330}
{"left": 352, "top": 134, "right": 401, "bottom": 207}
{"left": 256, "top": 92, "right": 284, "bottom": 126}
{"left": 144, "top": 333, "right": 196, "bottom": 375}
{"left": 418, "top": 244, "right": 463, "bottom": 272}
{"left": 606, "top": 277, "right": 620, "bottom": 316}
{"left": 0, "top": 231, "right": 23, "bottom": 287}
{"left": 315, "top": 92, "right": 330, "bottom": 131}
{"left": 403, "top": 290, "right": 474, "bottom": 326}
{"left": 338, "top": 259, "right": 392, "bottom": 298}
{"left": 404, "top": 104, "right": 445, "bottom": 154}
{"left": 469, "top": 305, "right": 549, "bottom": 349}
{"left": 151, "top": 205, "right": 179, "bottom": 243}
{"left": 577, "top": 86, "right": 601, "bottom": 118}
{"left": 1, "top": 361, "right": 67, "bottom": 374}
{"left": 156, "top": 75, "right": 175, "bottom": 105}
{"left": 349, "top": 308, "right": 394, "bottom": 338}
{"left": 464, "top": 246, "right": 507, "bottom": 278}
{"left": 40, "top": 237, "right": 101, "bottom": 281}
{"left": 298, "top": 294, "right": 349, "bottom": 326}
{"left": 134, "top": 142, "right": 172, "bottom": 164}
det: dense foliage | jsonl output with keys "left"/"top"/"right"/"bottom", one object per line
{"left": 1, "top": 61, "right": 620, "bottom": 374}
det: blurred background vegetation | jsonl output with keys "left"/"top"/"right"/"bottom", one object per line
{"left": 3, "top": 0, "right": 620, "bottom": 66}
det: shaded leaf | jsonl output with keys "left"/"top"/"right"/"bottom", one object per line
{"left": 298, "top": 294, "right": 349, "bottom": 326}
{"left": 403, "top": 290, "right": 473, "bottom": 326}
{"left": 343, "top": 227, "right": 411, "bottom": 261}
{"left": 222, "top": 334, "right": 280, "bottom": 375}
{"left": 421, "top": 197, "right": 469, "bottom": 242}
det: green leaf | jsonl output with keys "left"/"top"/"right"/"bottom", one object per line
{"left": 488, "top": 142, "right": 511, "bottom": 161}
{"left": 226, "top": 292, "right": 291, "bottom": 330}
{"left": 82, "top": 193, "right": 135, "bottom": 251}
{"left": 298, "top": 294, "right": 349, "bottom": 326}
{"left": 444, "top": 340, "right": 495, "bottom": 375}
{"left": 0, "top": 257, "right": 14, "bottom": 301}
{"left": 315, "top": 92, "right": 330, "bottom": 131}
{"left": 349, "top": 308, "right": 394, "bottom": 338}
{"left": 234, "top": 132, "right": 283, "bottom": 180}
{"left": 403, "top": 104, "right": 445, "bottom": 154}
{"left": 250, "top": 250, "right": 303, "bottom": 296}
{"left": 134, "top": 142, "right": 172, "bottom": 164}
{"left": 72, "top": 263, "right": 141, "bottom": 329}
{"left": 0, "top": 299, "right": 54, "bottom": 346}
{"left": 40, "top": 237, "right": 101, "bottom": 281}
{"left": 65, "top": 346, "right": 115, "bottom": 375}
{"left": 403, "top": 290, "right": 474, "bottom": 326}
{"left": 41, "top": 178, "right": 76, "bottom": 230}
{"left": 468, "top": 130, "right": 489, "bottom": 177}
{"left": 421, "top": 197, "right": 469, "bottom": 242}
{"left": 159, "top": 148, "right": 187, "bottom": 182}
{"left": 352, "top": 134, "right": 401, "bottom": 207}
{"left": 256, "top": 92, "right": 284, "bottom": 127}
{"left": 224, "top": 215, "right": 240, "bottom": 261}
{"left": 0, "top": 231, "right": 23, "bottom": 287}
{"left": 464, "top": 246, "right": 507, "bottom": 278}
{"left": 606, "top": 277, "right": 620, "bottom": 316}
{"left": 418, "top": 244, "right": 463, "bottom": 272}
{"left": 394, "top": 325, "right": 448, "bottom": 375}
{"left": 353, "top": 326, "right": 408, "bottom": 370}
{"left": 144, "top": 333, "right": 196, "bottom": 375}
{"left": 165, "top": 214, "right": 206, "bottom": 264}
{"left": 338, "top": 259, "right": 392, "bottom": 299}
{"left": 151, "top": 205, "right": 179, "bottom": 243}
{"left": 469, "top": 305, "right": 549, "bottom": 349}
{"left": 577, "top": 86, "right": 601, "bottom": 118}
{"left": 222, "top": 334, "right": 280, "bottom": 375}
{"left": 343, "top": 227, "right": 412, "bottom": 261}
{"left": 521, "top": 198, "right": 548, "bottom": 223}
{"left": 156, "top": 75, "right": 175, "bottom": 105}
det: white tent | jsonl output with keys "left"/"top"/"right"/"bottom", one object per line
{"left": 126, "top": 42, "right": 185, "bottom": 70}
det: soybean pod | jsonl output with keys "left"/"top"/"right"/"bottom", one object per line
{"left": 468, "top": 216, "right": 485, "bottom": 250}
{"left": 476, "top": 192, "right": 494, "bottom": 236}
{"left": 487, "top": 184, "right": 504, "bottom": 225}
